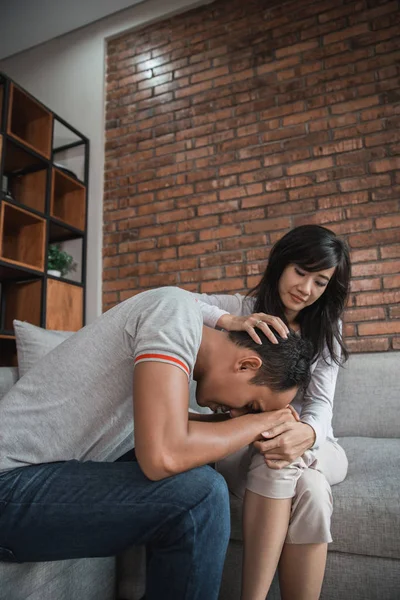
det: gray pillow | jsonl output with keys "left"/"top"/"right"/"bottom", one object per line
{"left": 13, "top": 320, "right": 74, "bottom": 377}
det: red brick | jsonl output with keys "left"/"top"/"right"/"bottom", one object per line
{"left": 244, "top": 217, "right": 291, "bottom": 234}
{"left": 339, "top": 175, "right": 391, "bottom": 192}
{"left": 352, "top": 260, "right": 400, "bottom": 277}
{"left": 283, "top": 108, "right": 328, "bottom": 127}
{"left": 199, "top": 251, "right": 242, "bottom": 268}
{"left": 365, "top": 130, "right": 400, "bottom": 147}
{"left": 390, "top": 307, "right": 400, "bottom": 319}
{"left": 351, "top": 249, "right": 379, "bottom": 263}
{"left": 178, "top": 240, "right": 220, "bottom": 257}
{"left": 345, "top": 307, "right": 386, "bottom": 323}
{"left": 200, "top": 278, "right": 245, "bottom": 294}
{"left": 266, "top": 176, "right": 313, "bottom": 192}
{"left": 180, "top": 267, "right": 223, "bottom": 283}
{"left": 200, "top": 225, "right": 242, "bottom": 240}
{"left": 350, "top": 229, "right": 400, "bottom": 248}
{"left": 323, "top": 23, "right": 370, "bottom": 45}
{"left": 376, "top": 214, "right": 400, "bottom": 230}
{"left": 242, "top": 192, "right": 287, "bottom": 209}
{"left": 393, "top": 337, "right": 400, "bottom": 350}
{"left": 268, "top": 199, "right": 316, "bottom": 217}
{"left": 358, "top": 321, "right": 400, "bottom": 336}
{"left": 381, "top": 245, "right": 400, "bottom": 259}
{"left": 350, "top": 278, "right": 381, "bottom": 293}
{"left": 138, "top": 247, "right": 176, "bottom": 262}
{"left": 157, "top": 232, "right": 197, "bottom": 248}
{"left": 347, "top": 338, "right": 390, "bottom": 352}
{"left": 346, "top": 200, "right": 398, "bottom": 220}
{"left": 139, "top": 273, "right": 178, "bottom": 288}
{"left": 287, "top": 157, "right": 334, "bottom": 176}
{"left": 356, "top": 291, "right": 400, "bottom": 306}
{"left": 222, "top": 234, "right": 267, "bottom": 251}
{"left": 177, "top": 216, "right": 219, "bottom": 233}
{"left": 313, "top": 139, "right": 363, "bottom": 156}
{"left": 370, "top": 157, "right": 400, "bottom": 174}
{"left": 294, "top": 208, "right": 343, "bottom": 227}
{"left": 383, "top": 275, "right": 400, "bottom": 289}
{"left": 158, "top": 258, "right": 197, "bottom": 273}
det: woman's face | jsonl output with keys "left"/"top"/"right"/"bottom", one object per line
{"left": 278, "top": 263, "right": 336, "bottom": 317}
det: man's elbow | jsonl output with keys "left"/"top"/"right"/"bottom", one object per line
{"left": 136, "top": 450, "right": 179, "bottom": 481}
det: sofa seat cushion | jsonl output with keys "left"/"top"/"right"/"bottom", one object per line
{"left": 0, "top": 556, "right": 116, "bottom": 600}
{"left": 229, "top": 437, "right": 400, "bottom": 561}
{"left": 330, "top": 437, "right": 400, "bottom": 560}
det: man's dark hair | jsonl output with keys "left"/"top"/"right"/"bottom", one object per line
{"left": 229, "top": 329, "right": 313, "bottom": 393}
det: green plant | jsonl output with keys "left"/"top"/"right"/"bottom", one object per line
{"left": 48, "top": 244, "right": 77, "bottom": 277}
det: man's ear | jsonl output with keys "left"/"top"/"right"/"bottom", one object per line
{"left": 237, "top": 354, "right": 262, "bottom": 373}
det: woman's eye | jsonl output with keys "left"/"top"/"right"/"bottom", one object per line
{"left": 316, "top": 281, "right": 327, "bottom": 288}
{"left": 294, "top": 267, "right": 305, "bottom": 276}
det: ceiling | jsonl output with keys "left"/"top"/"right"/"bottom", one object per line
{"left": 0, "top": 0, "right": 148, "bottom": 59}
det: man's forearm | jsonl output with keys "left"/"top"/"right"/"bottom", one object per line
{"left": 168, "top": 412, "right": 286, "bottom": 475}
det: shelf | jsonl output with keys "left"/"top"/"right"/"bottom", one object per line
{"left": 7, "top": 168, "right": 48, "bottom": 214}
{"left": 53, "top": 118, "right": 87, "bottom": 183}
{"left": 3, "top": 135, "right": 47, "bottom": 175}
{"left": 49, "top": 218, "right": 84, "bottom": 243}
{"left": 0, "top": 80, "right": 4, "bottom": 131}
{"left": 0, "top": 261, "right": 45, "bottom": 280}
{"left": 0, "top": 337, "right": 17, "bottom": 367}
{"left": 51, "top": 167, "right": 86, "bottom": 231}
{"left": 0, "top": 278, "right": 42, "bottom": 330}
{"left": 0, "top": 201, "right": 46, "bottom": 271}
{"left": 7, "top": 83, "right": 53, "bottom": 159}
{"left": 46, "top": 278, "right": 83, "bottom": 331}
{"left": 0, "top": 72, "right": 89, "bottom": 366}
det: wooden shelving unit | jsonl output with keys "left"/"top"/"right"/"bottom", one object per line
{"left": 0, "top": 72, "right": 89, "bottom": 365}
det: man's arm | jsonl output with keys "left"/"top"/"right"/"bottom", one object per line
{"left": 133, "top": 362, "right": 294, "bottom": 481}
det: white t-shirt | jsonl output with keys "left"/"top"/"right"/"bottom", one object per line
{"left": 192, "top": 292, "right": 340, "bottom": 449}
{"left": 0, "top": 287, "right": 202, "bottom": 472}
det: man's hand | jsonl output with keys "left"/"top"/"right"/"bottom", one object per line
{"left": 253, "top": 422, "right": 316, "bottom": 470}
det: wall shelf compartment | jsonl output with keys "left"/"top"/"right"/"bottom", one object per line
{"left": 46, "top": 279, "right": 83, "bottom": 331}
{"left": 0, "top": 202, "right": 46, "bottom": 271}
{"left": 51, "top": 168, "right": 86, "bottom": 231}
{"left": 7, "top": 83, "right": 53, "bottom": 159}
{"left": 1, "top": 279, "right": 42, "bottom": 330}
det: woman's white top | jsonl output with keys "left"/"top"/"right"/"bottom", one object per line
{"left": 192, "top": 292, "right": 340, "bottom": 449}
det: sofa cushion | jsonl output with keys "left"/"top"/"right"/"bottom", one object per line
{"left": 229, "top": 437, "right": 400, "bottom": 561}
{"left": 13, "top": 320, "right": 74, "bottom": 378}
{"left": 0, "top": 367, "right": 19, "bottom": 400}
{"left": 330, "top": 437, "right": 400, "bottom": 560}
{"left": 333, "top": 352, "right": 400, "bottom": 438}
{"left": 0, "top": 556, "right": 116, "bottom": 600}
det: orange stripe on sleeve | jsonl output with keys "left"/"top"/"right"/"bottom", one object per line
{"left": 134, "top": 353, "right": 190, "bottom": 377}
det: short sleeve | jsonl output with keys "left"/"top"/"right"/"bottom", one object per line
{"left": 124, "top": 287, "right": 203, "bottom": 380}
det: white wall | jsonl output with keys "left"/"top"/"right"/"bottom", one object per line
{"left": 0, "top": 0, "right": 214, "bottom": 322}
{"left": 0, "top": 0, "right": 147, "bottom": 60}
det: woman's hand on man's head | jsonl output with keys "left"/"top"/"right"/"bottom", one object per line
{"left": 216, "top": 312, "right": 289, "bottom": 345}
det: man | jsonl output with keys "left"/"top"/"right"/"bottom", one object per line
{"left": 0, "top": 287, "right": 312, "bottom": 600}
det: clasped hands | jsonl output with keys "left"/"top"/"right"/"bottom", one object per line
{"left": 254, "top": 409, "right": 316, "bottom": 470}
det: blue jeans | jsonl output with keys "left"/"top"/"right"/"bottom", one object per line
{"left": 0, "top": 452, "right": 230, "bottom": 600}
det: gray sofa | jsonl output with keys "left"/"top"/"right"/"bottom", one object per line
{"left": 0, "top": 351, "right": 399, "bottom": 600}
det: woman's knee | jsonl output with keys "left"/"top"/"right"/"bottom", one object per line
{"left": 294, "top": 470, "right": 332, "bottom": 517}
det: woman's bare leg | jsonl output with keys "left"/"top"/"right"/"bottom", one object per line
{"left": 279, "top": 542, "right": 328, "bottom": 600}
{"left": 241, "top": 491, "right": 291, "bottom": 600}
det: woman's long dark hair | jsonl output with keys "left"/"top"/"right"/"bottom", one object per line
{"left": 248, "top": 225, "right": 351, "bottom": 365}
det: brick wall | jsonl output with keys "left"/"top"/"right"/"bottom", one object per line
{"left": 104, "top": 0, "right": 400, "bottom": 353}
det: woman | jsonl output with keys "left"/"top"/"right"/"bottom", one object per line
{"left": 192, "top": 224, "right": 351, "bottom": 600}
